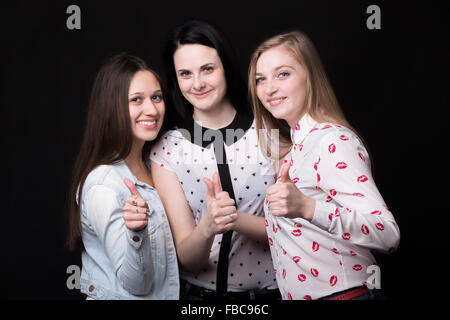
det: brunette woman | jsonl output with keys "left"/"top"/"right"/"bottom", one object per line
{"left": 67, "top": 53, "right": 179, "bottom": 299}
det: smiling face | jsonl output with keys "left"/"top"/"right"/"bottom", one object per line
{"left": 255, "top": 45, "right": 309, "bottom": 128}
{"left": 173, "top": 44, "right": 228, "bottom": 113}
{"left": 128, "top": 70, "right": 165, "bottom": 144}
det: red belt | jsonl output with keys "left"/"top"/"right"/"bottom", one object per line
{"left": 328, "top": 286, "right": 369, "bottom": 300}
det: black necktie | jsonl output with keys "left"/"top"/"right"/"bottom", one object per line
{"left": 213, "top": 140, "right": 235, "bottom": 296}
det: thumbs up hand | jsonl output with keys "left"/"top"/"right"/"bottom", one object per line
{"left": 266, "top": 163, "right": 316, "bottom": 221}
{"left": 122, "top": 178, "right": 149, "bottom": 231}
{"left": 201, "top": 172, "right": 237, "bottom": 238}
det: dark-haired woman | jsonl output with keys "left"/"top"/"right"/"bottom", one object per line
{"left": 148, "top": 20, "right": 280, "bottom": 300}
{"left": 67, "top": 53, "right": 179, "bottom": 299}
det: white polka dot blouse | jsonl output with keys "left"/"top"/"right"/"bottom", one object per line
{"left": 150, "top": 113, "right": 279, "bottom": 292}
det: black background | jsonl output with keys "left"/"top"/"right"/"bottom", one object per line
{"left": 1, "top": 0, "right": 449, "bottom": 305}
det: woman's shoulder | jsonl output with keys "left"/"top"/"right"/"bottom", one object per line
{"left": 82, "top": 163, "right": 128, "bottom": 198}
{"left": 307, "top": 122, "right": 367, "bottom": 161}
{"left": 159, "top": 128, "right": 185, "bottom": 141}
{"left": 310, "top": 122, "right": 361, "bottom": 144}
{"left": 151, "top": 128, "right": 186, "bottom": 151}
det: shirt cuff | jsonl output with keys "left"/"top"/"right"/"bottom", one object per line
{"left": 310, "top": 200, "right": 334, "bottom": 232}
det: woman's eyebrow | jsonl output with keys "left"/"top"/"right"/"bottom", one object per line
{"left": 200, "top": 63, "right": 214, "bottom": 68}
{"left": 275, "top": 64, "right": 295, "bottom": 71}
{"left": 177, "top": 63, "right": 215, "bottom": 71}
{"left": 129, "top": 92, "right": 143, "bottom": 96}
{"left": 129, "top": 89, "right": 162, "bottom": 96}
{"left": 256, "top": 64, "right": 295, "bottom": 76}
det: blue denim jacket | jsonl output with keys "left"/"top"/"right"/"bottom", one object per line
{"left": 79, "top": 161, "right": 179, "bottom": 299}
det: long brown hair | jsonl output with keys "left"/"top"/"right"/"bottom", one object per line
{"left": 66, "top": 53, "right": 164, "bottom": 251}
{"left": 249, "top": 31, "right": 371, "bottom": 169}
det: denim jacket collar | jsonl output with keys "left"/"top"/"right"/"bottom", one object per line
{"left": 115, "top": 160, "right": 155, "bottom": 191}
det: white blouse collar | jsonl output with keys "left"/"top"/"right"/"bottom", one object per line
{"left": 290, "top": 113, "right": 319, "bottom": 145}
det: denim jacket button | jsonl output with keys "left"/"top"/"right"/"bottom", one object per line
{"left": 88, "top": 285, "right": 95, "bottom": 292}
{"left": 132, "top": 236, "right": 140, "bottom": 242}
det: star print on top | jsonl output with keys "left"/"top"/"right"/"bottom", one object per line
{"left": 265, "top": 113, "right": 400, "bottom": 300}
{"left": 150, "top": 113, "right": 278, "bottom": 292}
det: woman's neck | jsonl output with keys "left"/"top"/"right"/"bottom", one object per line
{"left": 124, "top": 140, "right": 147, "bottom": 176}
{"left": 192, "top": 99, "right": 236, "bottom": 130}
{"left": 287, "top": 110, "right": 308, "bottom": 130}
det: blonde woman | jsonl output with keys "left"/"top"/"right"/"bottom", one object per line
{"left": 248, "top": 31, "right": 400, "bottom": 300}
